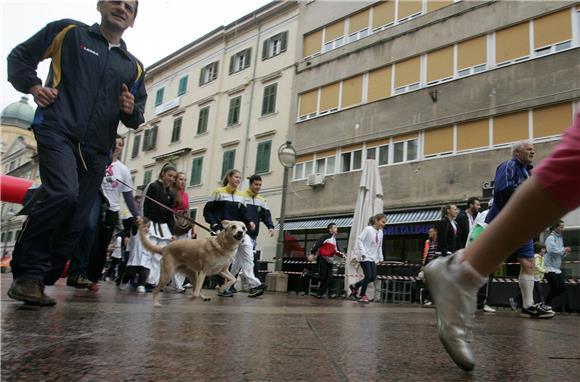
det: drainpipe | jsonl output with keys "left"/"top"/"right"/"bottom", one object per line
{"left": 240, "top": 13, "right": 261, "bottom": 178}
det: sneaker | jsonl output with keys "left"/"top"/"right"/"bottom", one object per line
{"left": 174, "top": 287, "right": 186, "bottom": 293}
{"left": 217, "top": 289, "right": 234, "bottom": 297}
{"left": 349, "top": 284, "right": 359, "bottom": 299}
{"left": 66, "top": 275, "right": 91, "bottom": 288}
{"left": 509, "top": 297, "right": 519, "bottom": 311}
{"left": 7, "top": 279, "right": 56, "bottom": 306}
{"left": 229, "top": 286, "right": 238, "bottom": 294}
{"left": 183, "top": 283, "right": 192, "bottom": 289}
{"left": 520, "top": 304, "right": 555, "bottom": 319}
{"left": 117, "top": 282, "right": 129, "bottom": 291}
{"left": 424, "top": 252, "right": 476, "bottom": 372}
{"left": 540, "top": 303, "right": 554, "bottom": 313}
{"left": 248, "top": 285, "right": 265, "bottom": 298}
{"left": 136, "top": 285, "right": 146, "bottom": 293}
{"left": 423, "top": 300, "right": 433, "bottom": 306}
{"left": 358, "top": 295, "right": 369, "bottom": 304}
{"left": 481, "top": 305, "right": 496, "bottom": 313}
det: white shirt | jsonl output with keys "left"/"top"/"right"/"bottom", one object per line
{"left": 102, "top": 160, "right": 133, "bottom": 212}
{"left": 355, "top": 226, "right": 384, "bottom": 263}
{"left": 110, "top": 236, "right": 123, "bottom": 259}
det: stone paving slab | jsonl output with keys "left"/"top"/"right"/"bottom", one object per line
{"left": 1, "top": 275, "right": 579, "bottom": 381}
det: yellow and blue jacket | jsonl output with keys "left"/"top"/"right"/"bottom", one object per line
{"left": 7, "top": 19, "right": 147, "bottom": 155}
{"left": 203, "top": 185, "right": 251, "bottom": 232}
{"left": 242, "top": 189, "right": 274, "bottom": 239}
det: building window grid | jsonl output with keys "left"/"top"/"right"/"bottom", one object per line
{"left": 197, "top": 106, "right": 209, "bottom": 135}
{"left": 200, "top": 62, "right": 218, "bottom": 85}
{"left": 190, "top": 157, "right": 203, "bottom": 186}
{"left": 155, "top": 88, "right": 164, "bottom": 106}
{"left": 177, "top": 76, "right": 188, "bottom": 96}
{"left": 171, "top": 117, "right": 182, "bottom": 143}
{"left": 221, "top": 149, "right": 236, "bottom": 179}
{"left": 255, "top": 140, "right": 272, "bottom": 174}
{"left": 262, "top": 83, "right": 278, "bottom": 116}
{"left": 131, "top": 134, "right": 141, "bottom": 158}
{"left": 227, "top": 96, "right": 242, "bottom": 126}
{"left": 298, "top": 6, "right": 578, "bottom": 122}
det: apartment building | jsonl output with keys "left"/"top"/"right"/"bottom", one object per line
{"left": 285, "top": 0, "right": 580, "bottom": 268}
{"left": 122, "top": 2, "right": 300, "bottom": 262}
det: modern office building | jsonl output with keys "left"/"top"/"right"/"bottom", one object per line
{"left": 285, "top": 0, "right": 579, "bottom": 271}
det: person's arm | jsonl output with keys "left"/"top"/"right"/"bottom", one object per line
{"left": 122, "top": 191, "right": 139, "bottom": 218}
{"left": 310, "top": 234, "right": 328, "bottom": 255}
{"left": 203, "top": 191, "right": 221, "bottom": 231}
{"left": 260, "top": 204, "right": 275, "bottom": 236}
{"left": 534, "top": 255, "right": 545, "bottom": 274}
{"left": 120, "top": 60, "right": 147, "bottom": 129}
{"left": 356, "top": 228, "right": 370, "bottom": 261}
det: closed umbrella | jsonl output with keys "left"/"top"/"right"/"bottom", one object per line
{"left": 345, "top": 159, "right": 384, "bottom": 298}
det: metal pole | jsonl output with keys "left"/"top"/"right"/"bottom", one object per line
{"left": 275, "top": 166, "right": 289, "bottom": 271}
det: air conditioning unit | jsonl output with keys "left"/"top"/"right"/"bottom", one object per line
{"left": 307, "top": 173, "right": 325, "bottom": 187}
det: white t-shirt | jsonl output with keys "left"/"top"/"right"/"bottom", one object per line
{"left": 355, "top": 226, "right": 384, "bottom": 263}
{"left": 110, "top": 236, "right": 123, "bottom": 259}
{"left": 102, "top": 160, "right": 133, "bottom": 212}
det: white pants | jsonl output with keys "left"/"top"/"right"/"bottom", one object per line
{"left": 145, "top": 223, "right": 172, "bottom": 286}
{"left": 231, "top": 234, "right": 261, "bottom": 289}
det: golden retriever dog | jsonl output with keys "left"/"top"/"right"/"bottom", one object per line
{"left": 138, "top": 220, "right": 246, "bottom": 306}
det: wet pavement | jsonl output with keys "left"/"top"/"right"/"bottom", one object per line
{"left": 1, "top": 274, "right": 579, "bottom": 381}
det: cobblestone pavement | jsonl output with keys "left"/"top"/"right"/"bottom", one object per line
{"left": 1, "top": 274, "right": 579, "bottom": 381}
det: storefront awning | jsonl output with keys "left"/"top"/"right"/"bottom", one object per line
{"left": 278, "top": 209, "right": 441, "bottom": 231}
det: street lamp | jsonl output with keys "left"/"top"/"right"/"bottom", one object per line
{"left": 276, "top": 141, "right": 296, "bottom": 271}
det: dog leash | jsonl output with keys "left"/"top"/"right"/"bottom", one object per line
{"left": 108, "top": 176, "right": 216, "bottom": 236}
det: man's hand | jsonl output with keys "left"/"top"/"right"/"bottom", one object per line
{"left": 30, "top": 85, "right": 58, "bottom": 107}
{"left": 268, "top": 228, "right": 275, "bottom": 237}
{"left": 249, "top": 222, "right": 256, "bottom": 231}
{"left": 119, "top": 83, "right": 134, "bottom": 114}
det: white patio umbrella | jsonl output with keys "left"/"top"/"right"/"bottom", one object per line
{"left": 345, "top": 159, "right": 384, "bottom": 298}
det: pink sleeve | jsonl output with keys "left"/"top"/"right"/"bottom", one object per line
{"left": 533, "top": 112, "right": 580, "bottom": 211}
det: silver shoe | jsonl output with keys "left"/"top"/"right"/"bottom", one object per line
{"left": 424, "top": 252, "right": 476, "bottom": 372}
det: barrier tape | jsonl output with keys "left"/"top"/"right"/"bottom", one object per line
{"left": 278, "top": 259, "right": 580, "bottom": 266}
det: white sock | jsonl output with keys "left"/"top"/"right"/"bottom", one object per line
{"left": 449, "top": 253, "right": 487, "bottom": 294}
{"left": 519, "top": 272, "right": 535, "bottom": 309}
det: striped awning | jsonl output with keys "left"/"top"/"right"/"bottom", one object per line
{"left": 278, "top": 209, "right": 441, "bottom": 231}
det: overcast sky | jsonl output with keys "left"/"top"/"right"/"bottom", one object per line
{"left": 0, "top": 0, "right": 272, "bottom": 110}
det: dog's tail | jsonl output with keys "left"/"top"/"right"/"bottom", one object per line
{"left": 138, "top": 222, "right": 164, "bottom": 255}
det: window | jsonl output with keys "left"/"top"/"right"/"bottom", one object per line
{"left": 6, "top": 231, "right": 13, "bottom": 243}
{"left": 495, "top": 22, "right": 530, "bottom": 65}
{"left": 293, "top": 156, "right": 314, "bottom": 180}
{"left": 533, "top": 9, "right": 572, "bottom": 56}
{"left": 393, "top": 136, "right": 418, "bottom": 163}
{"left": 229, "top": 48, "right": 251, "bottom": 74}
{"left": 262, "top": 31, "right": 287, "bottom": 60}
{"left": 227, "top": 96, "right": 242, "bottom": 126}
{"left": 457, "top": 119, "right": 489, "bottom": 151}
{"left": 197, "top": 106, "right": 209, "bottom": 135}
{"left": 319, "top": 83, "right": 340, "bottom": 114}
{"left": 397, "top": 0, "right": 422, "bottom": 21}
{"left": 424, "top": 126, "right": 454, "bottom": 156}
{"left": 131, "top": 134, "right": 141, "bottom": 158}
{"left": 190, "top": 157, "right": 203, "bottom": 186}
{"left": 143, "top": 169, "right": 152, "bottom": 186}
{"left": 171, "top": 117, "right": 182, "bottom": 143}
{"left": 303, "top": 30, "right": 322, "bottom": 58}
{"left": 341, "top": 75, "right": 363, "bottom": 108}
{"left": 293, "top": 162, "right": 304, "bottom": 180}
{"left": 341, "top": 148, "right": 363, "bottom": 172}
{"left": 533, "top": 102, "right": 572, "bottom": 138}
{"left": 143, "top": 125, "right": 158, "bottom": 151}
{"left": 367, "top": 140, "right": 390, "bottom": 165}
{"left": 255, "top": 140, "right": 272, "bottom": 174}
{"left": 304, "top": 161, "right": 314, "bottom": 177}
{"left": 199, "top": 61, "right": 219, "bottom": 85}
{"left": 493, "top": 111, "right": 529, "bottom": 145}
{"left": 371, "top": 0, "right": 395, "bottom": 30}
{"left": 315, "top": 154, "right": 336, "bottom": 175}
{"left": 426, "top": 46, "right": 454, "bottom": 84}
{"left": 177, "top": 76, "right": 188, "bottom": 96}
{"left": 457, "top": 35, "right": 487, "bottom": 77}
{"left": 261, "top": 83, "right": 278, "bottom": 116}
{"left": 367, "top": 66, "right": 392, "bottom": 103}
{"left": 221, "top": 149, "right": 236, "bottom": 179}
{"left": 394, "top": 56, "right": 421, "bottom": 94}
{"left": 427, "top": 0, "right": 454, "bottom": 13}
{"left": 347, "top": 9, "right": 369, "bottom": 43}
{"left": 189, "top": 208, "right": 197, "bottom": 222}
{"left": 298, "top": 89, "right": 318, "bottom": 120}
{"left": 155, "top": 88, "right": 164, "bottom": 106}
{"left": 323, "top": 20, "right": 345, "bottom": 52}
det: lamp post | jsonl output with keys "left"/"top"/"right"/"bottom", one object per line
{"left": 276, "top": 141, "right": 296, "bottom": 271}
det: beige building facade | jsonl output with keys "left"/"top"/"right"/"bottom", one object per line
{"left": 285, "top": 1, "right": 580, "bottom": 268}
{"left": 122, "top": 2, "right": 300, "bottom": 263}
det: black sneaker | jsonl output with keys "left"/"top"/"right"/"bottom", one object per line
{"left": 7, "top": 279, "right": 56, "bottom": 306}
{"left": 520, "top": 304, "right": 555, "bottom": 319}
{"left": 229, "top": 286, "right": 238, "bottom": 294}
{"left": 217, "top": 289, "right": 234, "bottom": 297}
{"left": 248, "top": 285, "right": 265, "bottom": 298}
{"left": 349, "top": 284, "right": 359, "bottom": 299}
{"left": 67, "top": 275, "right": 91, "bottom": 288}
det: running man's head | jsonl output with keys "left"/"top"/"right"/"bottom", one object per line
{"left": 97, "top": 1, "right": 138, "bottom": 37}
{"left": 327, "top": 223, "right": 338, "bottom": 235}
{"left": 512, "top": 141, "right": 535, "bottom": 165}
{"left": 248, "top": 174, "right": 263, "bottom": 194}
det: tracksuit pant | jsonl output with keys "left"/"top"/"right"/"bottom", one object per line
{"left": 11, "top": 129, "right": 108, "bottom": 283}
{"left": 230, "top": 234, "right": 261, "bottom": 289}
{"left": 354, "top": 261, "right": 377, "bottom": 297}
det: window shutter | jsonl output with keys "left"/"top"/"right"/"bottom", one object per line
{"left": 244, "top": 48, "right": 252, "bottom": 69}
{"left": 143, "top": 129, "right": 150, "bottom": 150}
{"left": 262, "top": 40, "right": 269, "bottom": 60}
{"left": 151, "top": 125, "right": 158, "bottom": 150}
{"left": 212, "top": 62, "right": 219, "bottom": 80}
{"left": 280, "top": 32, "right": 288, "bottom": 52}
{"left": 255, "top": 141, "right": 271, "bottom": 174}
{"left": 131, "top": 134, "right": 141, "bottom": 158}
{"left": 229, "top": 55, "right": 235, "bottom": 74}
{"left": 199, "top": 68, "right": 204, "bottom": 85}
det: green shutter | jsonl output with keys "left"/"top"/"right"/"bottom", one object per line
{"left": 155, "top": 88, "right": 164, "bottom": 106}
{"left": 190, "top": 157, "right": 203, "bottom": 186}
{"left": 143, "top": 170, "right": 152, "bottom": 186}
{"left": 197, "top": 106, "right": 209, "bottom": 134}
{"left": 132, "top": 134, "right": 141, "bottom": 158}
{"left": 262, "top": 40, "right": 268, "bottom": 60}
{"left": 255, "top": 140, "right": 272, "bottom": 174}
{"left": 178, "top": 76, "right": 188, "bottom": 96}
{"left": 280, "top": 31, "right": 288, "bottom": 52}
{"left": 229, "top": 55, "right": 235, "bottom": 74}
{"left": 244, "top": 48, "right": 252, "bottom": 69}
{"left": 172, "top": 118, "right": 182, "bottom": 142}
{"left": 262, "top": 83, "right": 277, "bottom": 115}
{"left": 221, "top": 150, "right": 236, "bottom": 178}
{"left": 228, "top": 96, "right": 241, "bottom": 125}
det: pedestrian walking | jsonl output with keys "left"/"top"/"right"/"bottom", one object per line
{"left": 544, "top": 220, "right": 571, "bottom": 309}
{"left": 310, "top": 223, "right": 345, "bottom": 299}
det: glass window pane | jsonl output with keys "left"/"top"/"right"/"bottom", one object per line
{"left": 366, "top": 147, "right": 376, "bottom": 160}
{"left": 315, "top": 158, "right": 325, "bottom": 174}
{"left": 394, "top": 142, "right": 404, "bottom": 163}
{"left": 379, "top": 145, "right": 389, "bottom": 165}
{"left": 294, "top": 163, "right": 304, "bottom": 180}
{"left": 353, "top": 150, "right": 362, "bottom": 170}
{"left": 304, "top": 161, "right": 313, "bottom": 176}
{"left": 341, "top": 152, "right": 351, "bottom": 172}
{"left": 407, "top": 140, "right": 418, "bottom": 160}
{"left": 326, "top": 157, "right": 336, "bottom": 174}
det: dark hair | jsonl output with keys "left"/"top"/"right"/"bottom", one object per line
{"left": 248, "top": 174, "right": 262, "bottom": 185}
{"left": 550, "top": 219, "right": 565, "bottom": 230}
{"left": 172, "top": 172, "right": 186, "bottom": 209}
{"left": 222, "top": 169, "right": 240, "bottom": 187}
{"left": 158, "top": 163, "right": 177, "bottom": 180}
{"left": 327, "top": 223, "right": 337, "bottom": 230}
{"left": 368, "top": 216, "right": 376, "bottom": 225}
{"left": 428, "top": 224, "right": 438, "bottom": 232}
{"left": 466, "top": 197, "right": 479, "bottom": 208}
{"left": 533, "top": 242, "right": 546, "bottom": 253}
{"left": 374, "top": 213, "right": 386, "bottom": 223}
{"left": 441, "top": 204, "right": 455, "bottom": 218}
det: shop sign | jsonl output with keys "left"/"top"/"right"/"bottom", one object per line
{"left": 384, "top": 224, "right": 430, "bottom": 236}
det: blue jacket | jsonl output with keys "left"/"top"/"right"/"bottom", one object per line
{"left": 203, "top": 186, "right": 251, "bottom": 231}
{"left": 485, "top": 157, "right": 532, "bottom": 224}
{"left": 7, "top": 19, "right": 147, "bottom": 155}
{"left": 242, "top": 189, "right": 274, "bottom": 240}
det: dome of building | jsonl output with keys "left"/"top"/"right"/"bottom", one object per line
{"left": 1, "top": 96, "right": 35, "bottom": 127}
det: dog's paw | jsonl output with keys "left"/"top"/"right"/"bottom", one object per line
{"left": 202, "top": 296, "right": 211, "bottom": 302}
